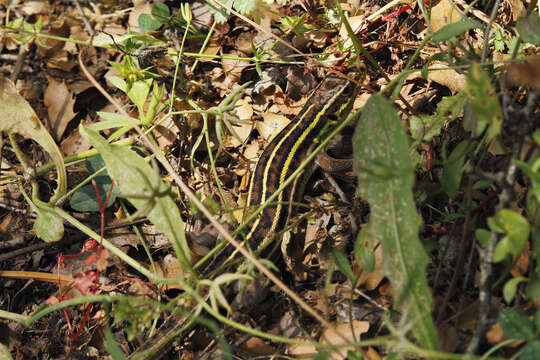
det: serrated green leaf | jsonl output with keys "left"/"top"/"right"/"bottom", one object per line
{"left": 498, "top": 308, "right": 534, "bottom": 340}
{"left": 353, "top": 94, "right": 438, "bottom": 350}
{"left": 432, "top": 20, "right": 481, "bottom": 43}
{"left": 205, "top": 0, "right": 233, "bottom": 23}
{"left": 410, "top": 93, "right": 466, "bottom": 142}
{"left": 79, "top": 125, "right": 191, "bottom": 268}
{"left": 516, "top": 12, "right": 540, "bottom": 45}
{"left": 234, "top": 0, "right": 258, "bottom": 15}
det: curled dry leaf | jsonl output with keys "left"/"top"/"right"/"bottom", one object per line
{"left": 44, "top": 77, "right": 78, "bottom": 141}
{"left": 428, "top": 61, "right": 467, "bottom": 93}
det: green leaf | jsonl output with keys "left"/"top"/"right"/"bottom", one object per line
{"left": 314, "top": 351, "right": 330, "bottom": 360}
{"left": 332, "top": 251, "right": 356, "bottom": 284}
{"left": 354, "top": 95, "right": 438, "bottom": 350}
{"left": 503, "top": 277, "right": 528, "bottom": 303}
{"left": 128, "top": 79, "right": 152, "bottom": 115}
{"left": 205, "top": 0, "right": 233, "bottom": 23}
{"left": 347, "top": 351, "right": 363, "bottom": 360}
{"left": 79, "top": 125, "right": 191, "bottom": 268}
{"left": 410, "top": 92, "right": 466, "bottom": 142}
{"left": 0, "top": 342, "right": 14, "bottom": 360}
{"left": 152, "top": 2, "right": 170, "bottom": 22}
{"left": 442, "top": 140, "right": 470, "bottom": 199}
{"left": 92, "top": 32, "right": 165, "bottom": 49}
{"left": 92, "top": 112, "right": 140, "bottom": 131}
{"left": 138, "top": 14, "right": 162, "bottom": 34}
{"left": 234, "top": 0, "right": 257, "bottom": 16}
{"left": 475, "top": 228, "right": 491, "bottom": 246}
{"left": 105, "top": 325, "right": 127, "bottom": 359}
{"left": 487, "top": 216, "right": 504, "bottom": 233}
{"left": 520, "top": 341, "right": 540, "bottom": 360}
{"left": 498, "top": 308, "right": 534, "bottom": 340}
{"left": 516, "top": 12, "right": 540, "bottom": 45}
{"left": 0, "top": 75, "right": 66, "bottom": 242}
{"left": 32, "top": 206, "right": 64, "bottom": 243}
{"left": 432, "top": 20, "right": 481, "bottom": 43}
{"left": 464, "top": 63, "right": 502, "bottom": 141}
{"left": 493, "top": 209, "right": 531, "bottom": 261}
{"left": 526, "top": 279, "right": 540, "bottom": 300}
{"left": 70, "top": 156, "right": 120, "bottom": 212}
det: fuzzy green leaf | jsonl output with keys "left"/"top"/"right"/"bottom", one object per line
{"left": 354, "top": 95, "right": 438, "bottom": 349}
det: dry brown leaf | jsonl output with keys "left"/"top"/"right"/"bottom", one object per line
{"left": 508, "top": 0, "right": 527, "bottom": 22}
{"left": 339, "top": 16, "right": 366, "bottom": 48}
{"left": 60, "top": 115, "right": 92, "bottom": 155}
{"left": 128, "top": 278, "right": 155, "bottom": 297}
{"left": 288, "top": 343, "right": 317, "bottom": 358}
{"left": 365, "top": 347, "right": 382, "bottom": 360}
{"left": 129, "top": 1, "right": 152, "bottom": 32}
{"left": 21, "top": 1, "right": 49, "bottom": 15}
{"left": 220, "top": 52, "right": 249, "bottom": 90}
{"left": 226, "top": 98, "right": 253, "bottom": 147}
{"left": 507, "top": 57, "right": 540, "bottom": 91}
{"left": 237, "top": 141, "right": 259, "bottom": 176}
{"left": 257, "top": 112, "right": 290, "bottom": 141}
{"left": 319, "top": 321, "right": 370, "bottom": 360}
{"left": 431, "top": 0, "right": 462, "bottom": 32}
{"left": 44, "top": 77, "right": 77, "bottom": 141}
{"left": 428, "top": 61, "right": 466, "bottom": 93}
{"left": 46, "top": 49, "right": 77, "bottom": 71}
{"left": 65, "top": 25, "right": 90, "bottom": 55}
{"left": 510, "top": 242, "right": 530, "bottom": 277}
{"left": 153, "top": 116, "right": 180, "bottom": 149}
{"left": 240, "top": 337, "right": 278, "bottom": 356}
{"left": 486, "top": 321, "right": 523, "bottom": 347}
